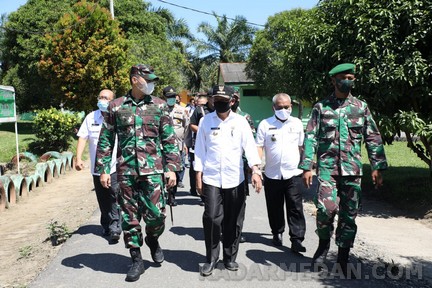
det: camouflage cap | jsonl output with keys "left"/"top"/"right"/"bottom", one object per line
{"left": 130, "top": 64, "right": 159, "bottom": 81}
{"left": 211, "top": 85, "right": 234, "bottom": 100}
{"left": 329, "top": 63, "right": 356, "bottom": 77}
{"left": 163, "top": 86, "right": 177, "bottom": 97}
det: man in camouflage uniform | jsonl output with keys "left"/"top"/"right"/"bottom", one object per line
{"left": 298, "top": 63, "right": 387, "bottom": 278}
{"left": 163, "top": 86, "right": 188, "bottom": 206}
{"left": 95, "top": 64, "right": 181, "bottom": 282}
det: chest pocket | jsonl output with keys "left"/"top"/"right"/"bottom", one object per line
{"left": 139, "top": 106, "right": 161, "bottom": 138}
{"left": 319, "top": 113, "right": 338, "bottom": 141}
{"left": 117, "top": 109, "right": 134, "bottom": 127}
{"left": 347, "top": 113, "right": 365, "bottom": 140}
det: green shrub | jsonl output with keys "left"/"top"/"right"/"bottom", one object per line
{"left": 29, "top": 108, "right": 80, "bottom": 154}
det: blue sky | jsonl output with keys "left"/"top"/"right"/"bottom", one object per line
{"left": 2, "top": 0, "right": 318, "bottom": 31}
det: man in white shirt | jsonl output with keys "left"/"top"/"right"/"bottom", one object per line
{"left": 194, "top": 85, "right": 263, "bottom": 276}
{"left": 76, "top": 89, "right": 121, "bottom": 243}
{"left": 256, "top": 93, "right": 307, "bottom": 253}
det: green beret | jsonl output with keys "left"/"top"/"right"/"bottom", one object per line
{"left": 329, "top": 63, "right": 356, "bottom": 77}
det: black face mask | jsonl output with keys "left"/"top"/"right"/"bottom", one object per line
{"left": 231, "top": 101, "right": 239, "bottom": 111}
{"left": 214, "top": 101, "right": 231, "bottom": 113}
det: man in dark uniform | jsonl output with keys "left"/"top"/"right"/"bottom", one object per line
{"left": 299, "top": 63, "right": 388, "bottom": 278}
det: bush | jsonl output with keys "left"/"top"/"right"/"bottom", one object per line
{"left": 29, "top": 108, "right": 81, "bottom": 154}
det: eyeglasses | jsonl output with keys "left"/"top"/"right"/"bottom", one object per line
{"left": 274, "top": 105, "right": 290, "bottom": 110}
{"left": 98, "top": 95, "right": 110, "bottom": 100}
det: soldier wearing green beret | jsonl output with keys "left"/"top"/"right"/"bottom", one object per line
{"left": 299, "top": 63, "right": 388, "bottom": 278}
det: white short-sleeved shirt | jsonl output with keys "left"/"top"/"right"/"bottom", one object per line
{"left": 77, "top": 110, "right": 116, "bottom": 176}
{"left": 256, "top": 115, "right": 304, "bottom": 180}
{"left": 194, "top": 111, "right": 261, "bottom": 189}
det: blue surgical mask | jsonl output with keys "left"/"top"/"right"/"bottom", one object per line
{"left": 167, "top": 98, "right": 176, "bottom": 106}
{"left": 97, "top": 100, "right": 109, "bottom": 112}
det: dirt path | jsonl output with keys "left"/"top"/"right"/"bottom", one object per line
{"left": 0, "top": 164, "right": 431, "bottom": 287}
{"left": 0, "top": 164, "right": 97, "bottom": 287}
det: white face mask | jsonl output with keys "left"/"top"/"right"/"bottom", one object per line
{"left": 274, "top": 108, "right": 291, "bottom": 120}
{"left": 137, "top": 80, "right": 155, "bottom": 95}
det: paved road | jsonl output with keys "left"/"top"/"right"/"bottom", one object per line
{"left": 29, "top": 170, "right": 422, "bottom": 288}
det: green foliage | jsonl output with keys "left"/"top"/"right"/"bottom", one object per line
{"left": 18, "top": 245, "right": 33, "bottom": 259}
{"left": 38, "top": 0, "right": 129, "bottom": 112}
{"left": 193, "top": 12, "right": 257, "bottom": 86}
{"left": 246, "top": 0, "right": 432, "bottom": 169}
{"left": 30, "top": 108, "right": 80, "bottom": 154}
{"left": 1, "top": 0, "right": 76, "bottom": 112}
{"left": 46, "top": 220, "right": 71, "bottom": 246}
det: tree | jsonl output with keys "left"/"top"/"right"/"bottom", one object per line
{"left": 38, "top": 1, "right": 129, "bottom": 113}
{"left": 246, "top": 0, "right": 432, "bottom": 171}
{"left": 193, "top": 12, "right": 257, "bottom": 85}
{"left": 1, "top": 0, "right": 76, "bottom": 111}
{"left": 246, "top": 9, "right": 330, "bottom": 102}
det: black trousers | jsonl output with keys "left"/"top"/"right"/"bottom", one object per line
{"left": 188, "top": 152, "right": 197, "bottom": 195}
{"left": 202, "top": 181, "right": 246, "bottom": 263}
{"left": 264, "top": 174, "right": 306, "bottom": 243}
{"left": 93, "top": 173, "right": 121, "bottom": 234}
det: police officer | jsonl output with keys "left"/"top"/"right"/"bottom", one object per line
{"left": 194, "top": 85, "right": 262, "bottom": 276}
{"left": 95, "top": 64, "right": 181, "bottom": 282}
{"left": 298, "top": 63, "right": 388, "bottom": 278}
{"left": 76, "top": 89, "right": 121, "bottom": 243}
{"left": 163, "top": 86, "right": 188, "bottom": 206}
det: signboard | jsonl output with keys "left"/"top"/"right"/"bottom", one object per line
{"left": 0, "top": 85, "right": 16, "bottom": 123}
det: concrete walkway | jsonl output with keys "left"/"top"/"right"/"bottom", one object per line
{"left": 29, "top": 170, "right": 425, "bottom": 288}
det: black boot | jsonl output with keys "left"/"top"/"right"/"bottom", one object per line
{"left": 337, "top": 247, "right": 355, "bottom": 279}
{"left": 125, "top": 248, "right": 145, "bottom": 282}
{"left": 145, "top": 236, "right": 164, "bottom": 263}
{"left": 311, "top": 239, "right": 330, "bottom": 271}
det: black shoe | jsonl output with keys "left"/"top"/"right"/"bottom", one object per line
{"left": 337, "top": 247, "right": 355, "bottom": 279}
{"left": 199, "top": 201, "right": 205, "bottom": 206}
{"left": 102, "top": 229, "right": 110, "bottom": 237}
{"left": 145, "top": 236, "right": 164, "bottom": 263}
{"left": 177, "top": 182, "right": 185, "bottom": 188}
{"left": 291, "top": 241, "right": 306, "bottom": 253}
{"left": 224, "top": 261, "right": 239, "bottom": 271}
{"left": 125, "top": 248, "right": 145, "bottom": 282}
{"left": 201, "top": 260, "right": 218, "bottom": 276}
{"left": 110, "top": 231, "right": 121, "bottom": 242}
{"left": 311, "top": 239, "right": 330, "bottom": 271}
{"left": 272, "top": 233, "right": 283, "bottom": 246}
{"left": 239, "top": 235, "right": 246, "bottom": 243}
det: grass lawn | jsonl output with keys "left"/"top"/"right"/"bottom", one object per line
{"left": 0, "top": 121, "right": 36, "bottom": 163}
{"left": 362, "top": 141, "right": 432, "bottom": 216}
{"left": 0, "top": 121, "right": 81, "bottom": 164}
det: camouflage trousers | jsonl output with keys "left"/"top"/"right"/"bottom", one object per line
{"left": 315, "top": 175, "right": 361, "bottom": 248}
{"left": 118, "top": 174, "right": 166, "bottom": 248}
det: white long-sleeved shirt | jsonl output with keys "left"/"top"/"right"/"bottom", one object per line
{"left": 256, "top": 115, "right": 304, "bottom": 180}
{"left": 77, "top": 110, "right": 116, "bottom": 176}
{"left": 194, "top": 111, "right": 261, "bottom": 189}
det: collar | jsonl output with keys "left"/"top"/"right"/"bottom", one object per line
{"left": 124, "top": 90, "right": 154, "bottom": 105}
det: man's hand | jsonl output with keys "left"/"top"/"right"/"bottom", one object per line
{"left": 251, "top": 174, "right": 262, "bottom": 193}
{"left": 165, "top": 171, "right": 176, "bottom": 189}
{"left": 75, "top": 159, "right": 85, "bottom": 171}
{"left": 196, "top": 172, "right": 203, "bottom": 195}
{"left": 302, "top": 170, "right": 313, "bottom": 189}
{"left": 371, "top": 170, "right": 383, "bottom": 189}
{"left": 100, "top": 173, "right": 111, "bottom": 188}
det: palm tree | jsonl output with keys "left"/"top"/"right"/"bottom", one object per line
{"left": 193, "top": 12, "right": 257, "bottom": 84}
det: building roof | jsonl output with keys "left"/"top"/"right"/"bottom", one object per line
{"left": 219, "top": 63, "right": 254, "bottom": 84}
